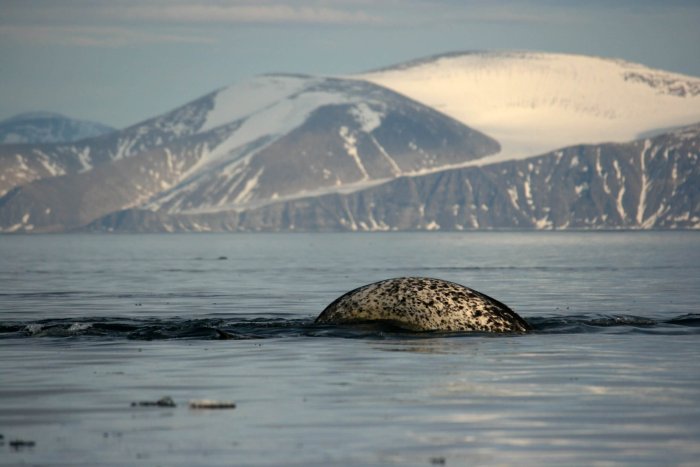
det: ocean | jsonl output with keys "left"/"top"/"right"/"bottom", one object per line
{"left": 1, "top": 232, "right": 699, "bottom": 466}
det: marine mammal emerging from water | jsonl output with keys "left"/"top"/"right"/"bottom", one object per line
{"left": 316, "top": 277, "right": 530, "bottom": 333}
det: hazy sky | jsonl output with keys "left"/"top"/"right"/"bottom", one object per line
{"left": 2, "top": 0, "right": 699, "bottom": 128}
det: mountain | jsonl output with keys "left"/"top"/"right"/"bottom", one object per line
{"left": 0, "top": 112, "right": 115, "bottom": 144}
{"left": 362, "top": 51, "right": 700, "bottom": 163}
{"left": 0, "top": 92, "right": 223, "bottom": 198}
{"left": 85, "top": 124, "right": 700, "bottom": 232}
{"left": 0, "top": 52, "right": 699, "bottom": 233}
{"left": 0, "top": 74, "right": 498, "bottom": 232}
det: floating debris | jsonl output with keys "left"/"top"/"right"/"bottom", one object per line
{"left": 131, "top": 396, "right": 176, "bottom": 407}
{"left": 10, "top": 439, "right": 36, "bottom": 449}
{"left": 189, "top": 399, "right": 237, "bottom": 409}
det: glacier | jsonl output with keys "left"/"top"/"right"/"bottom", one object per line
{"left": 362, "top": 51, "right": 700, "bottom": 164}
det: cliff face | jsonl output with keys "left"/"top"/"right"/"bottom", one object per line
{"left": 86, "top": 125, "right": 700, "bottom": 232}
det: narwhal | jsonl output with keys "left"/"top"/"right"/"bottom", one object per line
{"left": 316, "top": 277, "right": 531, "bottom": 333}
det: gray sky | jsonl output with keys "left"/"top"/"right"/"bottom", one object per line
{"left": 2, "top": 0, "right": 699, "bottom": 128}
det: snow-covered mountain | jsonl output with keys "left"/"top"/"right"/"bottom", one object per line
{"left": 146, "top": 75, "right": 498, "bottom": 214}
{"left": 0, "top": 74, "right": 497, "bottom": 232}
{"left": 0, "top": 112, "right": 114, "bottom": 144}
{"left": 87, "top": 123, "right": 700, "bottom": 232}
{"left": 1, "top": 51, "right": 698, "bottom": 233}
{"left": 0, "top": 94, "right": 220, "bottom": 197}
{"left": 362, "top": 51, "right": 700, "bottom": 163}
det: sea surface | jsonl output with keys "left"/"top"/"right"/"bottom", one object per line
{"left": 1, "top": 232, "right": 699, "bottom": 466}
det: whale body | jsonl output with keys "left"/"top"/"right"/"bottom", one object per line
{"left": 315, "top": 277, "right": 531, "bottom": 333}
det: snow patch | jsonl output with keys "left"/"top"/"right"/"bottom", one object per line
{"left": 77, "top": 147, "right": 92, "bottom": 172}
{"left": 534, "top": 217, "right": 552, "bottom": 229}
{"left": 113, "top": 137, "right": 137, "bottom": 160}
{"left": 349, "top": 102, "right": 384, "bottom": 133}
{"left": 575, "top": 182, "right": 589, "bottom": 196}
{"left": 233, "top": 168, "right": 264, "bottom": 204}
{"left": 506, "top": 185, "right": 519, "bottom": 208}
{"left": 339, "top": 126, "right": 370, "bottom": 180}
{"left": 38, "top": 153, "right": 66, "bottom": 177}
{"left": 15, "top": 154, "right": 29, "bottom": 171}
{"left": 637, "top": 140, "right": 651, "bottom": 225}
{"left": 613, "top": 159, "right": 627, "bottom": 222}
{"left": 523, "top": 178, "right": 533, "bottom": 208}
{"left": 194, "top": 81, "right": 360, "bottom": 175}
{"left": 200, "top": 75, "right": 310, "bottom": 133}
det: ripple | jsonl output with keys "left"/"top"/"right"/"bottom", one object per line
{"left": 1, "top": 313, "right": 698, "bottom": 341}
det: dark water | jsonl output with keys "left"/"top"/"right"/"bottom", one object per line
{"left": 1, "top": 232, "right": 699, "bottom": 465}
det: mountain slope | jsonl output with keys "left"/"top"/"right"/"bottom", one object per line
{"left": 0, "top": 92, "right": 218, "bottom": 197}
{"left": 3, "top": 51, "right": 700, "bottom": 233}
{"left": 361, "top": 51, "right": 700, "bottom": 163}
{"left": 86, "top": 124, "right": 700, "bottom": 232}
{"left": 146, "top": 75, "right": 498, "bottom": 215}
{"left": 0, "top": 126, "right": 232, "bottom": 232}
{"left": 0, "top": 112, "right": 115, "bottom": 144}
{"left": 0, "top": 75, "right": 498, "bottom": 232}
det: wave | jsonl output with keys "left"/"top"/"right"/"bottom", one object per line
{"left": 1, "top": 313, "right": 699, "bottom": 340}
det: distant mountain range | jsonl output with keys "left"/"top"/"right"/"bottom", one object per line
{"left": 1, "top": 51, "right": 699, "bottom": 233}
{"left": 0, "top": 112, "right": 114, "bottom": 144}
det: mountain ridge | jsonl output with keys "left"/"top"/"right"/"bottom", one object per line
{"left": 85, "top": 123, "right": 700, "bottom": 232}
{"left": 1, "top": 50, "right": 699, "bottom": 233}
{"left": 0, "top": 112, "right": 115, "bottom": 145}
{"left": 0, "top": 74, "right": 499, "bottom": 232}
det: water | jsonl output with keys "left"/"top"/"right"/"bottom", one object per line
{"left": 1, "top": 232, "right": 699, "bottom": 466}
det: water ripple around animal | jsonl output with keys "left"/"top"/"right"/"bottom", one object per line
{"left": 1, "top": 313, "right": 698, "bottom": 341}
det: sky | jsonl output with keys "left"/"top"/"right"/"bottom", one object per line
{"left": 2, "top": 0, "right": 699, "bottom": 129}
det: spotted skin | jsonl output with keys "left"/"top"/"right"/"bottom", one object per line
{"left": 315, "top": 277, "right": 531, "bottom": 333}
